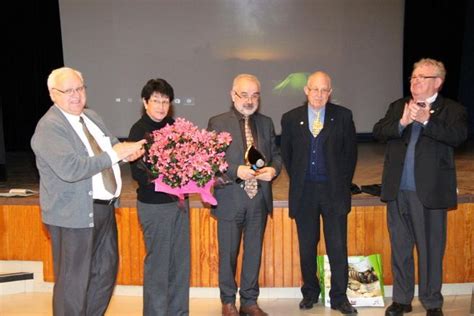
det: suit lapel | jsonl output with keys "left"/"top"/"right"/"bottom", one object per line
{"left": 296, "top": 106, "right": 311, "bottom": 149}
{"left": 429, "top": 95, "right": 443, "bottom": 118}
{"left": 228, "top": 110, "right": 246, "bottom": 157}
{"left": 254, "top": 114, "right": 263, "bottom": 151}
{"left": 318, "top": 103, "right": 335, "bottom": 143}
{"left": 51, "top": 106, "right": 89, "bottom": 153}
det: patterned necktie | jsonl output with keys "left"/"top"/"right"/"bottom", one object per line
{"left": 311, "top": 111, "right": 323, "bottom": 137}
{"left": 79, "top": 117, "right": 117, "bottom": 195}
{"left": 243, "top": 116, "right": 258, "bottom": 199}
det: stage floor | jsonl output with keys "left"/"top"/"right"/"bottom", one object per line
{"left": 1, "top": 141, "right": 473, "bottom": 207}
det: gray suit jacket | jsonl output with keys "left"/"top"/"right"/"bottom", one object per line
{"left": 31, "top": 105, "right": 119, "bottom": 228}
{"left": 207, "top": 110, "right": 282, "bottom": 220}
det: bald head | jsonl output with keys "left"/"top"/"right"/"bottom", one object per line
{"left": 304, "top": 71, "right": 332, "bottom": 110}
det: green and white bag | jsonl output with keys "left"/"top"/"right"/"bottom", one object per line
{"left": 318, "top": 254, "right": 385, "bottom": 307}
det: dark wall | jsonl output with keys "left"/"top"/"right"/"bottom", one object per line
{"left": 458, "top": 0, "right": 474, "bottom": 137}
{"left": 3, "top": 0, "right": 63, "bottom": 151}
{"left": 403, "top": 0, "right": 474, "bottom": 137}
{"left": 0, "top": 100, "right": 5, "bottom": 180}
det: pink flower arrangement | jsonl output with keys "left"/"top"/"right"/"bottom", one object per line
{"left": 145, "top": 117, "right": 232, "bottom": 204}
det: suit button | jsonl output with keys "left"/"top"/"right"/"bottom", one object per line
{"left": 89, "top": 223, "right": 94, "bottom": 227}
{"left": 88, "top": 191, "right": 93, "bottom": 196}
{"left": 89, "top": 213, "right": 93, "bottom": 218}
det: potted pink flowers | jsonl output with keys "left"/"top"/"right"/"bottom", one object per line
{"left": 145, "top": 117, "right": 232, "bottom": 205}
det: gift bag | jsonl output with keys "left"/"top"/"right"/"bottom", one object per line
{"left": 317, "top": 254, "right": 385, "bottom": 307}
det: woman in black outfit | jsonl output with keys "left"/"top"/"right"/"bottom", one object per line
{"left": 128, "top": 78, "right": 190, "bottom": 316}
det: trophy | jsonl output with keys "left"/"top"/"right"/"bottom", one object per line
{"left": 245, "top": 145, "right": 266, "bottom": 171}
{"left": 235, "top": 145, "right": 266, "bottom": 184}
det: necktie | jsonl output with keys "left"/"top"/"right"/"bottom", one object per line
{"left": 79, "top": 117, "right": 117, "bottom": 195}
{"left": 312, "top": 111, "right": 323, "bottom": 137}
{"left": 243, "top": 116, "right": 258, "bottom": 199}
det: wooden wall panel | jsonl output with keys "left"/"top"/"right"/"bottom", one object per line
{"left": 1, "top": 203, "right": 473, "bottom": 287}
{"left": 0, "top": 205, "right": 43, "bottom": 261}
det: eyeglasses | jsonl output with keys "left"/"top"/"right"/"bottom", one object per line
{"left": 409, "top": 75, "right": 438, "bottom": 82}
{"left": 52, "top": 85, "right": 87, "bottom": 95}
{"left": 307, "top": 87, "right": 331, "bottom": 95}
{"left": 149, "top": 98, "right": 170, "bottom": 106}
{"left": 234, "top": 91, "right": 260, "bottom": 102}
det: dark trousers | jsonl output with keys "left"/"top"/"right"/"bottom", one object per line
{"left": 388, "top": 190, "right": 447, "bottom": 310}
{"left": 295, "top": 182, "right": 349, "bottom": 306}
{"left": 137, "top": 200, "right": 190, "bottom": 316}
{"left": 217, "top": 190, "right": 267, "bottom": 307}
{"left": 47, "top": 203, "right": 118, "bottom": 316}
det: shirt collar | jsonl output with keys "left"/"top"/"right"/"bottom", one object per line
{"left": 232, "top": 107, "right": 254, "bottom": 121}
{"left": 55, "top": 104, "right": 84, "bottom": 124}
{"left": 415, "top": 93, "right": 438, "bottom": 104}
{"left": 426, "top": 93, "right": 438, "bottom": 104}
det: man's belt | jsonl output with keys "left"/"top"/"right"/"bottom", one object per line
{"left": 93, "top": 197, "right": 117, "bottom": 205}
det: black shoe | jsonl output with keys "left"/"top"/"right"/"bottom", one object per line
{"left": 331, "top": 301, "right": 358, "bottom": 315}
{"left": 299, "top": 297, "right": 318, "bottom": 310}
{"left": 385, "top": 302, "right": 413, "bottom": 316}
{"left": 426, "top": 308, "right": 443, "bottom": 316}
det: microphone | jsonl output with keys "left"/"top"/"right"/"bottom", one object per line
{"left": 252, "top": 158, "right": 265, "bottom": 170}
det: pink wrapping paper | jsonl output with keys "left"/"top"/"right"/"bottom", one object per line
{"left": 154, "top": 175, "right": 217, "bottom": 206}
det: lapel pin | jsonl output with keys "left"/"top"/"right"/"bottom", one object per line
{"left": 300, "top": 121, "right": 304, "bottom": 125}
{"left": 330, "top": 118, "right": 334, "bottom": 121}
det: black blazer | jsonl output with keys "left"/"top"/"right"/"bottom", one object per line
{"left": 372, "top": 94, "right": 468, "bottom": 209}
{"left": 280, "top": 103, "right": 357, "bottom": 218}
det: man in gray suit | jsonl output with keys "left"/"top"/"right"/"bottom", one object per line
{"left": 208, "top": 74, "right": 282, "bottom": 316}
{"left": 31, "top": 67, "right": 146, "bottom": 316}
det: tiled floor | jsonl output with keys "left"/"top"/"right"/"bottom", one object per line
{"left": 0, "top": 293, "right": 472, "bottom": 315}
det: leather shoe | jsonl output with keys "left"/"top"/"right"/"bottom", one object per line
{"left": 222, "top": 303, "right": 239, "bottom": 316}
{"left": 331, "top": 301, "right": 358, "bottom": 315}
{"left": 299, "top": 296, "right": 319, "bottom": 309}
{"left": 426, "top": 308, "right": 443, "bottom": 316}
{"left": 239, "top": 303, "right": 268, "bottom": 316}
{"left": 385, "top": 302, "right": 413, "bottom": 316}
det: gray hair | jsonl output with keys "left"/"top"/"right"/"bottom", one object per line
{"left": 232, "top": 74, "right": 261, "bottom": 90}
{"left": 413, "top": 58, "right": 446, "bottom": 81}
{"left": 47, "top": 67, "right": 84, "bottom": 90}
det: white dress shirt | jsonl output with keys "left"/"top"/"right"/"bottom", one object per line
{"left": 56, "top": 105, "right": 122, "bottom": 200}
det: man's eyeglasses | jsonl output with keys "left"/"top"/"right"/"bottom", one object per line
{"left": 409, "top": 75, "right": 438, "bottom": 82}
{"left": 307, "top": 87, "right": 331, "bottom": 95}
{"left": 234, "top": 91, "right": 260, "bottom": 102}
{"left": 52, "top": 85, "right": 87, "bottom": 95}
